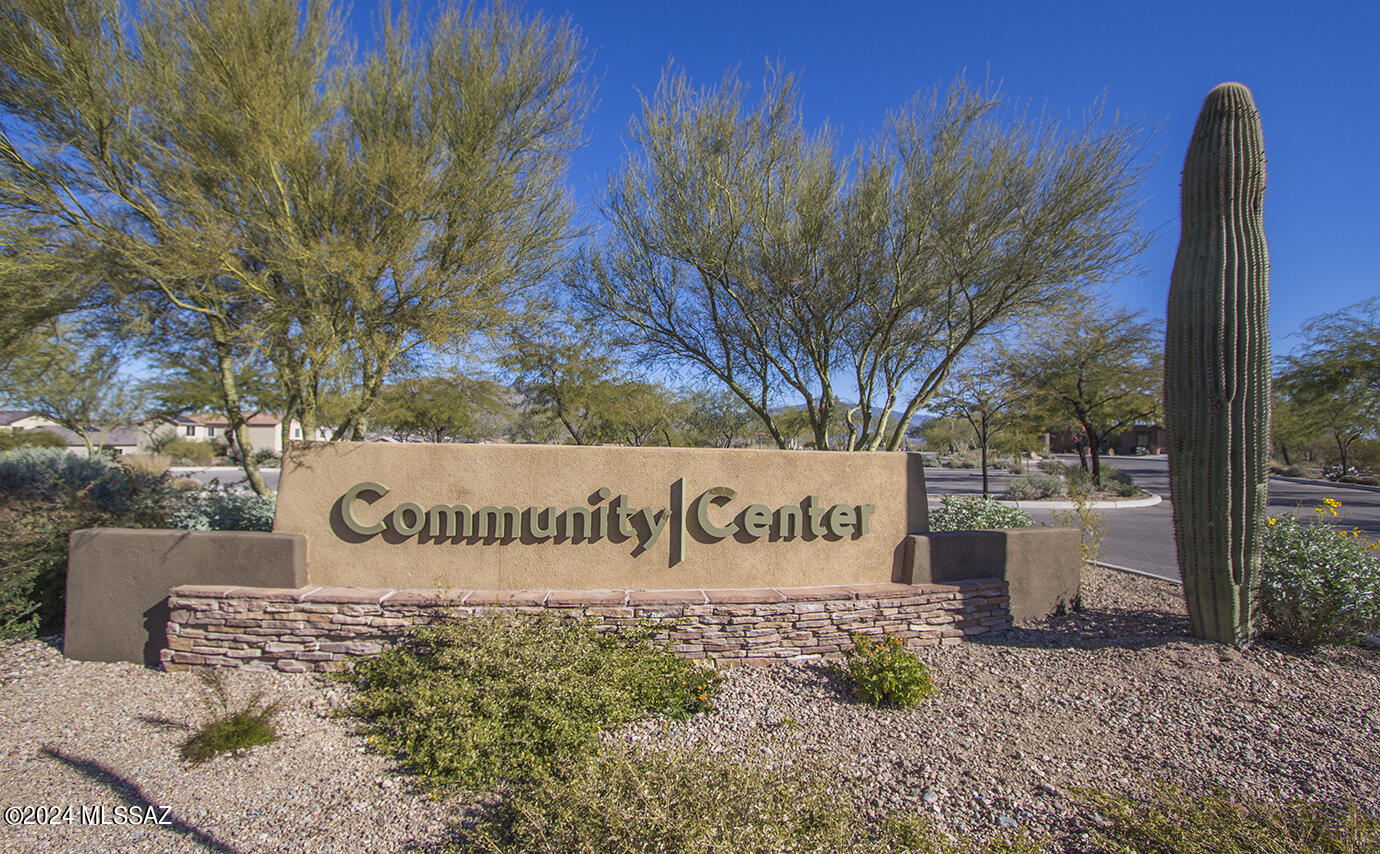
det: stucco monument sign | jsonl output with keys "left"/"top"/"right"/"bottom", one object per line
{"left": 65, "top": 440, "right": 1081, "bottom": 669}
{"left": 272, "top": 442, "right": 929, "bottom": 590}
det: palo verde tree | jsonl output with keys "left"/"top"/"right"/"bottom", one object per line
{"left": 1005, "top": 303, "right": 1163, "bottom": 486}
{"left": 1274, "top": 296, "right": 1379, "bottom": 474}
{"left": 1, "top": 324, "right": 145, "bottom": 457}
{"left": 572, "top": 67, "right": 1154, "bottom": 450}
{"left": 373, "top": 375, "right": 511, "bottom": 444}
{"left": 0, "top": 0, "right": 591, "bottom": 492}
{"left": 503, "top": 324, "right": 623, "bottom": 446}
{"left": 260, "top": 3, "right": 593, "bottom": 442}
{"left": 0, "top": 0, "right": 339, "bottom": 493}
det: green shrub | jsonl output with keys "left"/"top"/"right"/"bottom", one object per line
{"left": 0, "top": 448, "right": 181, "bottom": 639}
{"left": 1259, "top": 499, "right": 1380, "bottom": 646}
{"left": 1100, "top": 466, "right": 1140, "bottom": 498}
{"left": 1078, "top": 781, "right": 1380, "bottom": 854}
{"left": 170, "top": 483, "right": 276, "bottom": 532}
{"left": 251, "top": 448, "right": 280, "bottom": 466}
{"left": 0, "top": 447, "right": 176, "bottom": 523}
{"left": 342, "top": 613, "right": 721, "bottom": 791}
{"left": 1037, "top": 460, "right": 1088, "bottom": 494}
{"left": 1001, "top": 474, "right": 1064, "bottom": 500}
{"left": 1052, "top": 493, "right": 1108, "bottom": 565}
{"left": 163, "top": 439, "right": 217, "bottom": 466}
{"left": 0, "top": 447, "right": 115, "bottom": 501}
{"left": 461, "top": 744, "right": 1047, "bottom": 854}
{"left": 1269, "top": 462, "right": 1306, "bottom": 478}
{"left": 0, "top": 508, "right": 74, "bottom": 639}
{"left": 180, "top": 670, "right": 281, "bottom": 763}
{"left": 0, "top": 430, "right": 63, "bottom": 451}
{"left": 833, "top": 632, "right": 936, "bottom": 709}
{"left": 460, "top": 744, "right": 862, "bottom": 853}
{"left": 928, "top": 495, "right": 1035, "bottom": 531}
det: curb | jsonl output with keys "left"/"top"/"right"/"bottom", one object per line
{"left": 1092, "top": 561, "right": 1181, "bottom": 585}
{"left": 928, "top": 493, "right": 1164, "bottom": 511}
{"left": 168, "top": 466, "right": 282, "bottom": 473}
{"left": 1269, "top": 474, "right": 1380, "bottom": 495}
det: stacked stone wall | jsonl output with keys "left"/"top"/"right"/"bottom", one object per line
{"left": 161, "top": 580, "right": 1010, "bottom": 672}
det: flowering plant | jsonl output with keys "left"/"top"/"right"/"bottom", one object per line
{"left": 834, "top": 633, "right": 935, "bottom": 708}
{"left": 1259, "top": 498, "right": 1380, "bottom": 645}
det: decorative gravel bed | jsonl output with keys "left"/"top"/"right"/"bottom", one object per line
{"left": 2, "top": 564, "right": 1377, "bottom": 852}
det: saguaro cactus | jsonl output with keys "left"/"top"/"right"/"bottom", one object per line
{"left": 1165, "top": 82, "right": 1270, "bottom": 646}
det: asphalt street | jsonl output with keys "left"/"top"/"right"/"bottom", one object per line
{"left": 928, "top": 455, "right": 1380, "bottom": 581}
{"left": 178, "top": 455, "right": 1380, "bottom": 584}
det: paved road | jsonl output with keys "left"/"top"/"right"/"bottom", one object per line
{"left": 172, "top": 466, "right": 281, "bottom": 491}
{"left": 928, "top": 455, "right": 1380, "bottom": 582}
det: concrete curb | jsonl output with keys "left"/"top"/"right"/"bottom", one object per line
{"left": 1269, "top": 474, "right": 1380, "bottom": 495}
{"left": 168, "top": 466, "right": 282, "bottom": 473}
{"left": 928, "top": 493, "right": 1164, "bottom": 511}
{"left": 1092, "top": 560, "right": 1181, "bottom": 585}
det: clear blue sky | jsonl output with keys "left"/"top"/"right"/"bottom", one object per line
{"left": 350, "top": 0, "right": 1378, "bottom": 354}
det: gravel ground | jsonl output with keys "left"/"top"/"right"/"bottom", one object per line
{"left": 3, "top": 565, "right": 1378, "bottom": 852}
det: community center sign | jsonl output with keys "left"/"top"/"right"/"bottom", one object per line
{"left": 273, "top": 443, "right": 928, "bottom": 590}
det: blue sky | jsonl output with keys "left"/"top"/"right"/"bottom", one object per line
{"left": 352, "top": 0, "right": 1379, "bottom": 354}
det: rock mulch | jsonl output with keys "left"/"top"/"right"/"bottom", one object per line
{"left": 614, "top": 566, "right": 1380, "bottom": 847}
{"left": 2, "top": 564, "right": 1377, "bottom": 852}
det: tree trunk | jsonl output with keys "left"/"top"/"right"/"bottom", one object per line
{"left": 210, "top": 329, "right": 268, "bottom": 496}
{"left": 979, "top": 442, "right": 989, "bottom": 496}
{"left": 1083, "top": 422, "right": 1103, "bottom": 487}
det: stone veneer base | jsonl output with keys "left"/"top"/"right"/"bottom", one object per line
{"left": 161, "top": 580, "right": 1011, "bottom": 673}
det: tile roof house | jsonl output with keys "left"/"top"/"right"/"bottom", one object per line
{"left": 158, "top": 413, "right": 331, "bottom": 455}
{"left": 0, "top": 410, "right": 57, "bottom": 431}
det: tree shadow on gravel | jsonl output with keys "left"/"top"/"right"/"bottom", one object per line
{"left": 40, "top": 746, "right": 243, "bottom": 854}
{"left": 975, "top": 606, "right": 1199, "bottom": 651}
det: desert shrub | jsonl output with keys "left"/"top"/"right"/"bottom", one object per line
{"left": 163, "top": 439, "right": 217, "bottom": 466}
{"left": 1038, "top": 459, "right": 1095, "bottom": 496}
{"left": 0, "top": 448, "right": 180, "bottom": 638}
{"left": 944, "top": 454, "right": 979, "bottom": 469}
{"left": 1100, "top": 466, "right": 1140, "bottom": 498}
{"left": 1270, "top": 461, "right": 1306, "bottom": 478}
{"left": 462, "top": 744, "right": 1047, "bottom": 854}
{"left": 342, "top": 613, "right": 721, "bottom": 791}
{"left": 170, "top": 483, "right": 276, "bottom": 532}
{"left": 461, "top": 744, "right": 860, "bottom": 853}
{"left": 1078, "top": 781, "right": 1380, "bottom": 854}
{"left": 0, "top": 430, "right": 63, "bottom": 451}
{"left": 1259, "top": 499, "right": 1380, "bottom": 646}
{"left": 0, "top": 447, "right": 115, "bottom": 501}
{"left": 1001, "top": 474, "right": 1064, "bottom": 500}
{"left": 928, "top": 495, "right": 1035, "bottom": 531}
{"left": 0, "top": 447, "right": 177, "bottom": 522}
{"left": 251, "top": 448, "right": 280, "bottom": 466}
{"left": 121, "top": 454, "right": 172, "bottom": 476}
{"left": 181, "top": 670, "right": 281, "bottom": 763}
{"left": 0, "top": 511, "right": 72, "bottom": 639}
{"left": 834, "top": 632, "right": 935, "bottom": 708}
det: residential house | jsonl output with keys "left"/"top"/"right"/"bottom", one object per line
{"left": 0, "top": 410, "right": 57, "bottom": 432}
{"left": 154, "top": 413, "right": 331, "bottom": 455}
